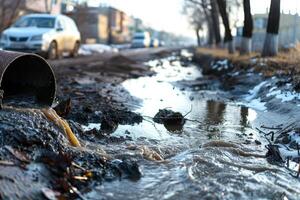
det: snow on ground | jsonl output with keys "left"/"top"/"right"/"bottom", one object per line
{"left": 79, "top": 44, "right": 118, "bottom": 55}
{"left": 276, "top": 130, "right": 300, "bottom": 163}
{"left": 266, "top": 85, "right": 300, "bottom": 103}
{"left": 211, "top": 59, "right": 231, "bottom": 71}
{"left": 239, "top": 81, "right": 268, "bottom": 111}
{"left": 245, "top": 81, "right": 268, "bottom": 101}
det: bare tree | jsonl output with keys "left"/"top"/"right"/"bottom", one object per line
{"left": 240, "top": 0, "right": 253, "bottom": 54}
{"left": 184, "top": 0, "right": 222, "bottom": 46}
{"left": 184, "top": 0, "right": 207, "bottom": 46}
{"left": 217, "top": 0, "right": 235, "bottom": 53}
{"left": 262, "top": 0, "right": 281, "bottom": 57}
{"left": 0, "top": 0, "right": 23, "bottom": 32}
{"left": 192, "top": 10, "right": 205, "bottom": 46}
{"left": 210, "top": 0, "right": 221, "bottom": 45}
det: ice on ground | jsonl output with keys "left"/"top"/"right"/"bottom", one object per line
{"left": 277, "top": 131, "right": 300, "bottom": 162}
{"left": 267, "top": 89, "right": 300, "bottom": 103}
{"left": 278, "top": 146, "right": 300, "bottom": 160}
{"left": 244, "top": 81, "right": 267, "bottom": 101}
{"left": 238, "top": 98, "right": 267, "bottom": 111}
{"left": 240, "top": 81, "right": 268, "bottom": 111}
{"left": 79, "top": 44, "right": 118, "bottom": 55}
{"left": 211, "top": 59, "right": 231, "bottom": 71}
{"left": 82, "top": 123, "right": 101, "bottom": 131}
{"left": 247, "top": 98, "right": 267, "bottom": 111}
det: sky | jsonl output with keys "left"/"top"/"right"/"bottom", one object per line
{"left": 89, "top": 0, "right": 300, "bottom": 38}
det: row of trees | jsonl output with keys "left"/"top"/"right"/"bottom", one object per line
{"left": 184, "top": 0, "right": 281, "bottom": 57}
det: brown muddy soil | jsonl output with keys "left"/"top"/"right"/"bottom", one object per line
{"left": 4, "top": 46, "right": 300, "bottom": 200}
{"left": 51, "top": 48, "right": 179, "bottom": 125}
{"left": 0, "top": 47, "right": 180, "bottom": 199}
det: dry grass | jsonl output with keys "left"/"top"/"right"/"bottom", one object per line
{"left": 195, "top": 46, "right": 300, "bottom": 78}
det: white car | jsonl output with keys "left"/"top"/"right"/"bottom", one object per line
{"left": 131, "top": 32, "right": 151, "bottom": 48}
{"left": 0, "top": 13, "right": 81, "bottom": 59}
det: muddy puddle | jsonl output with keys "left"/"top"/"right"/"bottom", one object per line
{"left": 83, "top": 51, "right": 300, "bottom": 199}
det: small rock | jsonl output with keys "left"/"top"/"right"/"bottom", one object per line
{"left": 255, "top": 140, "right": 262, "bottom": 145}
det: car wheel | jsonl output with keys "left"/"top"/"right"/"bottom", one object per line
{"left": 47, "top": 41, "right": 58, "bottom": 60}
{"left": 71, "top": 42, "right": 80, "bottom": 57}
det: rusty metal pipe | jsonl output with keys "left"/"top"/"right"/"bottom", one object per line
{"left": 0, "top": 50, "right": 56, "bottom": 107}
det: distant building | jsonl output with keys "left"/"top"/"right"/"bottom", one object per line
{"left": 21, "top": 0, "right": 62, "bottom": 14}
{"left": 236, "top": 13, "right": 300, "bottom": 51}
{"left": 66, "top": 7, "right": 109, "bottom": 44}
{"left": 66, "top": 6, "right": 134, "bottom": 44}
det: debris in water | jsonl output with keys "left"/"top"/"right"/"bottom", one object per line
{"left": 139, "top": 146, "right": 164, "bottom": 161}
{"left": 109, "top": 158, "right": 142, "bottom": 181}
{"left": 42, "top": 108, "right": 81, "bottom": 147}
{"left": 101, "top": 115, "right": 119, "bottom": 133}
{"left": 153, "top": 109, "right": 185, "bottom": 132}
{"left": 262, "top": 123, "right": 300, "bottom": 176}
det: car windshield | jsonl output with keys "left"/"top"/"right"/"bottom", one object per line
{"left": 13, "top": 17, "right": 55, "bottom": 28}
{"left": 134, "top": 36, "right": 145, "bottom": 40}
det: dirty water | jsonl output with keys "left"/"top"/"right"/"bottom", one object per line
{"left": 83, "top": 51, "right": 300, "bottom": 199}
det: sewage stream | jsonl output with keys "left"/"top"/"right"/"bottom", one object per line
{"left": 84, "top": 51, "right": 300, "bottom": 199}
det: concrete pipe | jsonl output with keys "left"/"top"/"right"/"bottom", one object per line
{"left": 0, "top": 50, "right": 56, "bottom": 108}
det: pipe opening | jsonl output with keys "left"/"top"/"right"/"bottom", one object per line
{"left": 0, "top": 54, "right": 56, "bottom": 108}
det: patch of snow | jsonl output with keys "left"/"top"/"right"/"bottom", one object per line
{"left": 266, "top": 90, "right": 281, "bottom": 97}
{"left": 239, "top": 81, "right": 268, "bottom": 111}
{"left": 250, "top": 58, "right": 257, "bottom": 64}
{"left": 81, "top": 123, "right": 101, "bottom": 131}
{"left": 246, "top": 98, "right": 267, "bottom": 111}
{"left": 231, "top": 71, "right": 240, "bottom": 76}
{"left": 244, "top": 81, "right": 267, "bottom": 101}
{"left": 79, "top": 44, "right": 118, "bottom": 55}
{"left": 269, "top": 86, "right": 277, "bottom": 92}
{"left": 277, "top": 131, "right": 300, "bottom": 161}
{"left": 278, "top": 146, "right": 299, "bottom": 160}
{"left": 266, "top": 89, "right": 300, "bottom": 102}
{"left": 211, "top": 59, "right": 230, "bottom": 71}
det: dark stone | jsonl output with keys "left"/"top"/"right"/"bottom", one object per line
{"left": 153, "top": 109, "right": 185, "bottom": 132}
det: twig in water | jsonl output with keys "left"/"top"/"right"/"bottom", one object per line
{"left": 183, "top": 105, "right": 193, "bottom": 117}
{"left": 143, "top": 118, "right": 162, "bottom": 135}
{"left": 260, "top": 125, "right": 282, "bottom": 130}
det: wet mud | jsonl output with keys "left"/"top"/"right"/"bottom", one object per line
{"left": 1, "top": 48, "right": 300, "bottom": 199}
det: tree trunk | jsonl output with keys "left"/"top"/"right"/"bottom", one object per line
{"left": 216, "top": 0, "right": 235, "bottom": 54}
{"left": 228, "top": 40, "right": 235, "bottom": 54}
{"left": 207, "top": 22, "right": 214, "bottom": 46}
{"left": 262, "top": 0, "right": 281, "bottom": 57}
{"left": 240, "top": 0, "right": 253, "bottom": 55}
{"left": 196, "top": 28, "right": 201, "bottom": 46}
{"left": 211, "top": 0, "right": 221, "bottom": 45}
{"left": 202, "top": 7, "right": 214, "bottom": 46}
{"left": 240, "top": 37, "right": 252, "bottom": 54}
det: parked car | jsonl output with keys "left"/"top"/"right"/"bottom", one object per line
{"left": 159, "top": 41, "right": 165, "bottom": 47}
{"left": 131, "top": 32, "right": 151, "bottom": 48}
{"left": 0, "top": 13, "right": 81, "bottom": 59}
{"left": 150, "top": 38, "right": 159, "bottom": 48}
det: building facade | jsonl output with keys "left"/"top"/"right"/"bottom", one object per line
{"left": 67, "top": 6, "right": 134, "bottom": 44}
